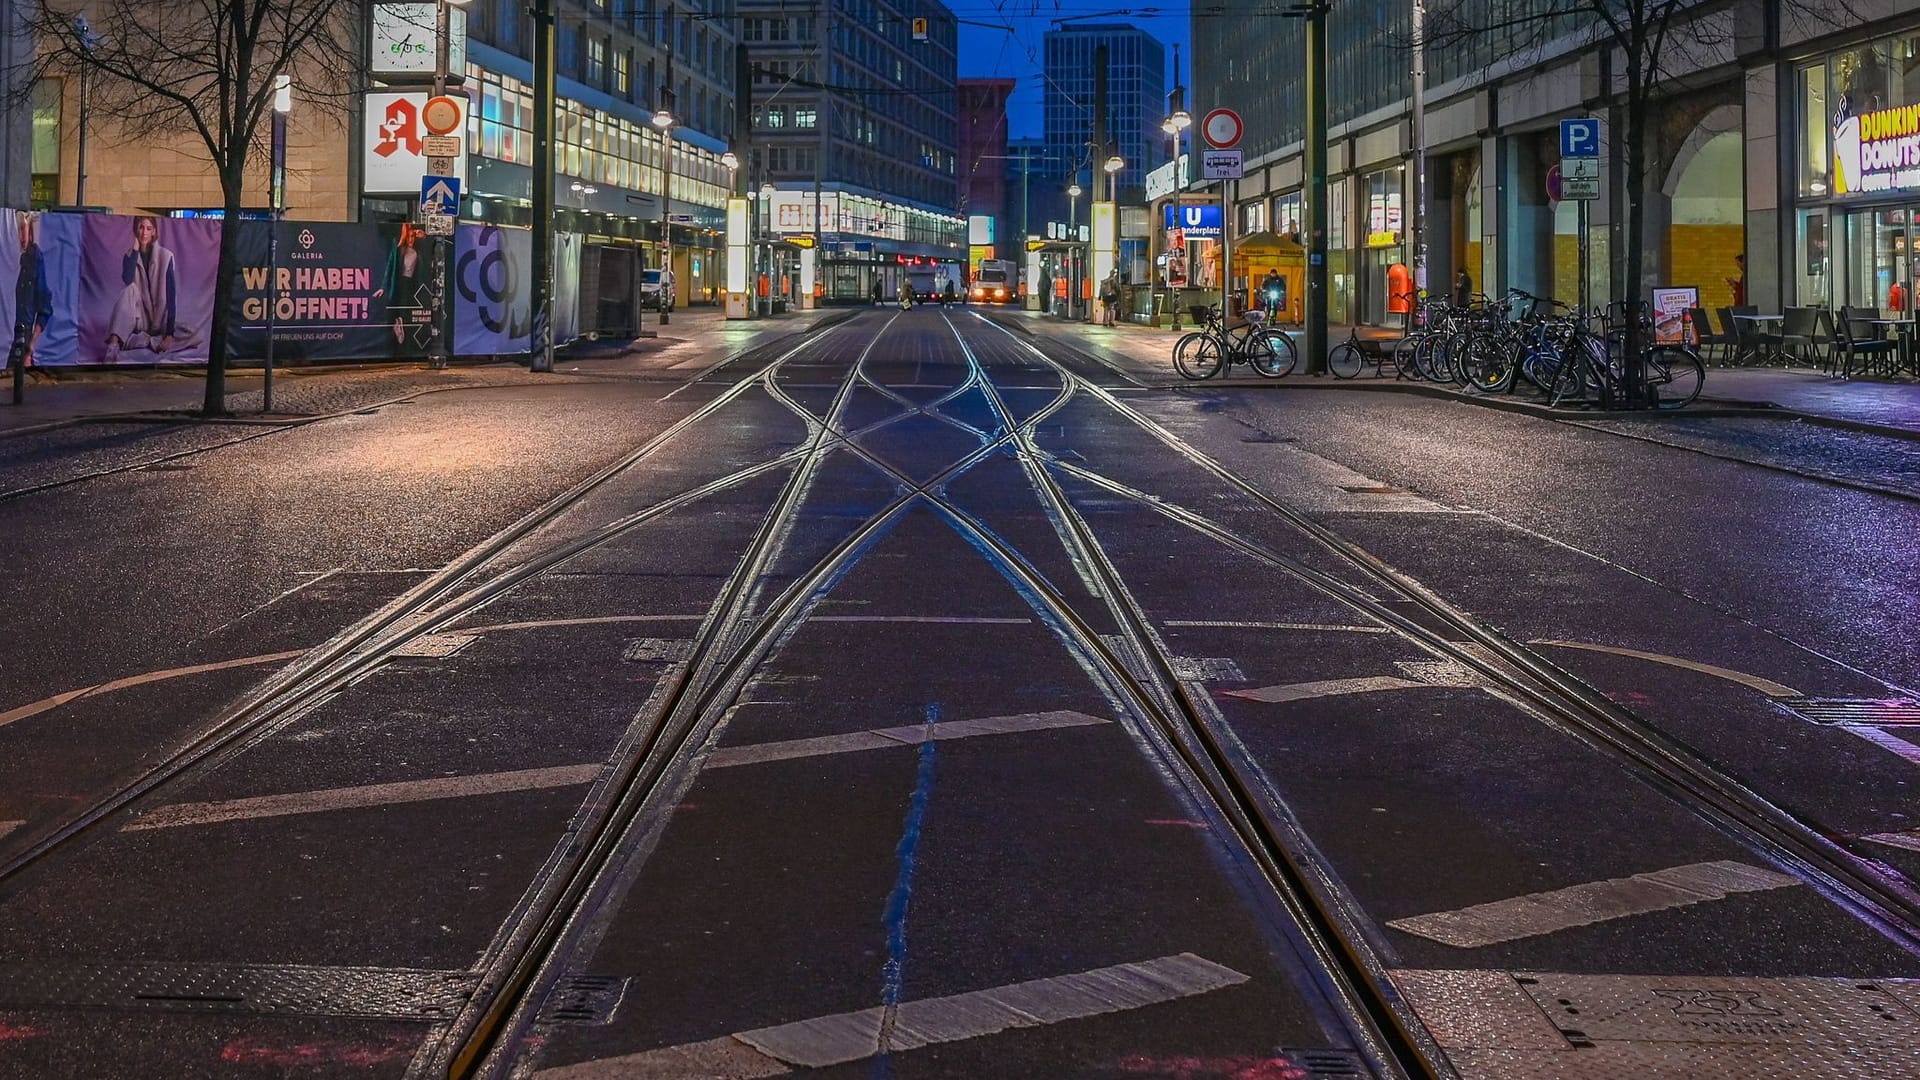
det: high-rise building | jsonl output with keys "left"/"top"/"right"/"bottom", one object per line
{"left": 1041, "top": 24, "right": 1165, "bottom": 201}
{"left": 742, "top": 0, "right": 965, "bottom": 301}
{"left": 0, "top": 0, "right": 37, "bottom": 209}
{"left": 959, "top": 77, "right": 1014, "bottom": 253}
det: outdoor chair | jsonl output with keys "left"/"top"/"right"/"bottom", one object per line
{"left": 1691, "top": 307, "right": 1733, "bottom": 364}
{"left": 1779, "top": 307, "right": 1818, "bottom": 367}
{"left": 1809, "top": 308, "right": 1842, "bottom": 374}
{"left": 1715, "top": 308, "right": 1744, "bottom": 364}
{"left": 1838, "top": 307, "right": 1899, "bottom": 379}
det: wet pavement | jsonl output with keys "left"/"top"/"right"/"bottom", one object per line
{"left": 2, "top": 311, "right": 1919, "bottom": 1078}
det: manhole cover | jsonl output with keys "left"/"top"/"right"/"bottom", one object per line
{"left": 539, "top": 974, "right": 629, "bottom": 1026}
{"left": 1776, "top": 698, "right": 1920, "bottom": 727}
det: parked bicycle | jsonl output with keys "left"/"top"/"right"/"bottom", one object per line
{"left": 1172, "top": 305, "right": 1299, "bottom": 380}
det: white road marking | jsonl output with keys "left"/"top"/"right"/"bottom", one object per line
{"left": 0, "top": 649, "right": 309, "bottom": 731}
{"left": 1842, "top": 725, "right": 1920, "bottom": 765}
{"left": 1861, "top": 830, "right": 1920, "bottom": 853}
{"left": 126, "top": 711, "right": 1108, "bottom": 830}
{"left": 706, "top": 709, "right": 1107, "bottom": 768}
{"left": 0, "top": 821, "right": 21, "bottom": 841}
{"left": 1163, "top": 620, "right": 1392, "bottom": 634}
{"left": 1386, "top": 860, "right": 1800, "bottom": 948}
{"left": 809, "top": 615, "right": 1032, "bottom": 624}
{"left": 1529, "top": 639, "right": 1802, "bottom": 698}
{"left": 534, "top": 953, "right": 1248, "bottom": 1078}
{"left": 122, "top": 764, "right": 605, "bottom": 831}
{"left": 1224, "top": 675, "right": 1426, "bottom": 704}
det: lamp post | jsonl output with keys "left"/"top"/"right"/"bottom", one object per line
{"left": 1161, "top": 98, "right": 1191, "bottom": 330}
{"left": 265, "top": 74, "right": 290, "bottom": 413}
{"left": 73, "top": 16, "right": 99, "bottom": 206}
{"left": 1067, "top": 181, "right": 1083, "bottom": 321}
{"left": 652, "top": 89, "right": 676, "bottom": 328}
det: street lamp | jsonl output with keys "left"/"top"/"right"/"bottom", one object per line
{"left": 1067, "top": 181, "right": 1083, "bottom": 321}
{"left": 1161, "top": 95, "right": 1192, "bottom": 331}
{"left": 265, "top": 73, "right": 290, "bottom": 413}
{"left": 1105, "top": 153, "right": 1125, "bottom": 175}
{"left": 721, "top": 150, "right": 740, "bottom": 171}
{"left": 73, "top": 15, "right": 100, "bottom": 206}
{"left": 652, "top": 88, "right": 675, "bottom": 327}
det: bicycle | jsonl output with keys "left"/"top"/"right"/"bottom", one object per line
{"left": 1173, "top": 306, "right": 1298, "bottom": 380}
{"left": 1327, "top": 326, "right": 1404, "bottom": 378}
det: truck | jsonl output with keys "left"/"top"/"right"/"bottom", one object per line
{"left": 969, "top": 259, "right": 1019, "bottom": 305}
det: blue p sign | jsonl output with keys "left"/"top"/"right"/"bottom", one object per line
{"left": 1561, "top": 118, "right": 1600, "bottom": 158}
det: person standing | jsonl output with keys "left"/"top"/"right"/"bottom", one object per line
{"left": 1038, "top": 269, "right": 1052, "bottom": 313}
{"left": 1100, "top": 272, "right": 1120, "bottom": 326}
{"left": 1453, "top": 267, "right": 1473, "bottom": 307}
{"left": 1728, "top": 254, "right": 1747, "bottom": 307}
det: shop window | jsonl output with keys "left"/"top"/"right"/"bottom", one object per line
{"left": 1800, "top": 64, "right": 1829, "bottom": 197}
{"left": 1797, "top": 208, "right": 1830, "bottom": 307}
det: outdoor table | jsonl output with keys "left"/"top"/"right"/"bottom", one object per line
{"left": 1730, "top": 313, "right": 1785, "bottom": 363}
{"left": 1854, "top": 317, "right": 1916, "bottom": 373}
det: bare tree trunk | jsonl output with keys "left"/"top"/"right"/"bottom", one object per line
{"left": 204, "top": 155, "right": 248, "bottom": 415}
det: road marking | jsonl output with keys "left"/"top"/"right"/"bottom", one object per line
{"left": 1224, "top": 676, "right": 1426, "bottom": 704}
{"left": 1861, "top": 829, "right": 1920, "bottom": 853}
{"left": 809, "top": 615, "right": 1032, "bottom": 624}
{"left": 1842, "top": 725, "right": 1920, "bottom": 765}
{"left": 1386, "top": 860, "right": 1800, "bottom": 948}
{"left": 0, "top": 821, "right": 20, "bottom": 841}
{"left": 1529, "top": 640, "right": 1802, "bottom": 698}
{"left": 1164, "top": 620, "right": 1392, "bottom": 634}
{"left": 123, "top": 764, "right": 604, "bottom": 831}
{"left": 0, "top": 650, "right": 309, "bottom": 731}
{"left": 706, "top": 709, "right": 1107, "bottom": 768}
{"left": 125, "top": 711, "right": 1107, "bottom": 830}
{"left": 534, "top": 953, "right": 1248, "bottom": 1078}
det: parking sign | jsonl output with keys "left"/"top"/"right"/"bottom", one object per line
{"left": 1560, "top": 117, "right": 1599, "bottom": 158}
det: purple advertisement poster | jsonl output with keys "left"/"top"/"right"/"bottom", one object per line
{"left": 75, "top": 215, "right": 219, "bottom": 365}
{"left": 454, "top": 224, "right": 531, "bottom": 356}
{"left": 231, "top": 220, "right": 436, "bottom": 362}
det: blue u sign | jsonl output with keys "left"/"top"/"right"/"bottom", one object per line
{"left": 1164, "top": 203, "right": 1222, "bottom": 237}
{"left": 1560, "top": 117, "right": 1600, "bottom": 158}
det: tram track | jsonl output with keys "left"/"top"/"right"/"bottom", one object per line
{"left": 966, "top": 311, "right": 1920, "bottom": 950}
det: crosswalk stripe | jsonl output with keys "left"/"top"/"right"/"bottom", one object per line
{"left": 1386, "top": 860, "right": 1800, "bottom": 948}
{"left": 533, "top": 953, "right": 1248, "bottom": 1078}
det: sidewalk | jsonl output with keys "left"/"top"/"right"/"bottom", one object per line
{"left": 1006, "top": 309, "right": 1920, "bottom": 439}
{"left": 0, "top": 306, "right": 830, "bottom": 436}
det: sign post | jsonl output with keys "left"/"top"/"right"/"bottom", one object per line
{"left": 1202, "top": 108, "right": 1242, "bottom": 318}
{"left": 1559, "top": 117, "right": 1600, "bottom": 313}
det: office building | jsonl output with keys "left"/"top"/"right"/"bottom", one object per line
{"left": 959, "top": 77, "right": 1014, "bottom": 255}
{"left": 1042, "top": 24, "right": 1165, "bottom": 200}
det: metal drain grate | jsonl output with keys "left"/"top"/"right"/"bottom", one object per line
{"left": 1775, "top": 697, "right": 1920, "bottom": 727}
{"left": 0, "top": 961, "right": 477, "bottom": 1021}
{"left": 1170, "top": 657, "right": 1247, "bottom": 682}
{"left": 539, "top": 974, "right": 630, "bottom": 1026}
{"left": 1280, "top": 1048, "right": 1368, "bottom": 1078}
{"left": 390, "top": 633, "right": 479, "bottom": 659}
{"left": 624, "top": 638, "right": 694, "bottom": 663}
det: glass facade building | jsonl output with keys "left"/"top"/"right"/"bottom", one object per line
{"left": 1042, "top": 25, "right": 1166, "bottom": 200}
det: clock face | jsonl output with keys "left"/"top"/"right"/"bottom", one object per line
{"left": 422, "top": 95, "right": 463, "bottom": 136}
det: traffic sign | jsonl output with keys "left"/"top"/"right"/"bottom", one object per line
{"left": 1202, "top": 108, "right": 1243, "bottom": 150}
{"left": 1561, "top": 177, "right": 1599, "bottom": 200}
{"left": 425, "top": 155, "right": 456, "bottom": 176}
{"left": 1546, "top": 163, "right": 1562, "bottom": 203}
{"left": 422, "top": 95, "right": 464, "bottom": 136}
{"left": 911, "top": 16, "right": 928, "bottom": 39}
{"left": 1560, "top": 117, "right": 1599, "bottom": 158}
{"left": 1202, "top": 149, "right": 1244, "bottom": 179}
{"left": 1564, "top": 156, "right": 1600, "bottom": 179}
{"left": 420, "top": 175, "right": 461, "bottom": 217}
{"left": 422, "top": 135, "right": 462, "bottom": 158}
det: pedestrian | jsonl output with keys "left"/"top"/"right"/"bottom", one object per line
{"left": 1100, "top": 273, "right": 1120, "bottom": 326}
{"left": 1038, "top": 270, "right": 1052, "bottom": 313}
{"left": 1453, "top": 267, "right": 1473, "bottom": 307}
{"left": 871, "top": 278, "right": 884, "bottom": 306}
{"left": 1728, "top": 254, "right": 1746, "bottom": 307}
{"left": 943, "top": 278, "right": 958, "bottom": 308}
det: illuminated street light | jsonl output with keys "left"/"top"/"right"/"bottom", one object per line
{"left": 1104, "top": 154, "right": 1124, "bottom": 174}
{"left": 721, "top": 150, "right": 740, "bottom": 171}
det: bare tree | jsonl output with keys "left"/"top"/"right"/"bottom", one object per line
{"left": 1423, "top": 0, "right": 1847, "bottom": 405}
{"left": 21, "top": 0, "right": 354, "bottom": 415}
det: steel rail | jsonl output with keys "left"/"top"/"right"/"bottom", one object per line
{"left": 977, "top": 312, "right": 1920, "bottom": 955}
{"left": 433, "top": 316, "right": 1086, "bottom": 1079}
{"left": 940, "top": 312, "right": 1447, "bottom": 1080}
{"left": 0, "top": 319, "right": 859, "bottom": 890}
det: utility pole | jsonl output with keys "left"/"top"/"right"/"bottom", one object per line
{"left": 1293, "top": 1, "right": 1330, "bottom": 373}
{"left": 1092, "top": 43, "right": 1107, "bottom": 323}
{"left": 267, "top": 74, "right": 289, "bottom": 413}
{"left": 427, "top": 0, "right": 455, "bottom": 371}
{"left": 812, "top": 0, "right": 830, "bottom": 306}
{"left": 530, "top": 0, "right": 556, "bottom": 372}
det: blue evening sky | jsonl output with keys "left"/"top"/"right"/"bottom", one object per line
{"left": 955, "top": 5, "right": 1191, "bottom": 141}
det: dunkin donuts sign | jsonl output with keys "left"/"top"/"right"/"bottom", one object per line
{"left": 1834, "top": 104, "right": 1920, "bottom": 195}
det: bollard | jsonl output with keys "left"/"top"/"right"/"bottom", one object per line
{"left": 8, "top": 324, "right": 26, "bottom": 406}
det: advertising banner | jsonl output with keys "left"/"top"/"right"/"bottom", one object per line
{"left": 231, "top": 220, "right": 435, "bottom": 362}
{"left": 454, "top": 224, "right": 531, "bottom": 355}
{"left": 71, "top": 215, "right": 220, "bottom": 365}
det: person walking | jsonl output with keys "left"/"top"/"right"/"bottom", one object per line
{"left": 871, "top": 278, "right": 884, "bottom": 306}
{"left": 943, "top": 278, "right": 959, "bottom": 308}
{"left": 1100, "top": 272, "right": 1120, "bottom": 326}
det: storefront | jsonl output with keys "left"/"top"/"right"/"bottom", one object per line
{"left": 1792, "top": 33, "right": 1920, "bottom": 310}
{"left": 762, "top": 188, "right": 966, "bottom": 304}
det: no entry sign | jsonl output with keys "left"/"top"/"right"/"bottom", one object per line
{"left": 1202, "top": 108, "right": 1243, "bottom": 150}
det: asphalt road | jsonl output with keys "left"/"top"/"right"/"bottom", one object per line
{"left": 2, "top": 311, "right": 1919, "bottom": 1079}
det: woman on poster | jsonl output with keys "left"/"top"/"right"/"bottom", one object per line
{"left": 11, "top": 213, "right": 50, "bottom": 368}
{"left": 379, "top": 224, "right": 424, "bottom": 347}
{"left": 105, "top": 216, "right": 194, "bottom": 361}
